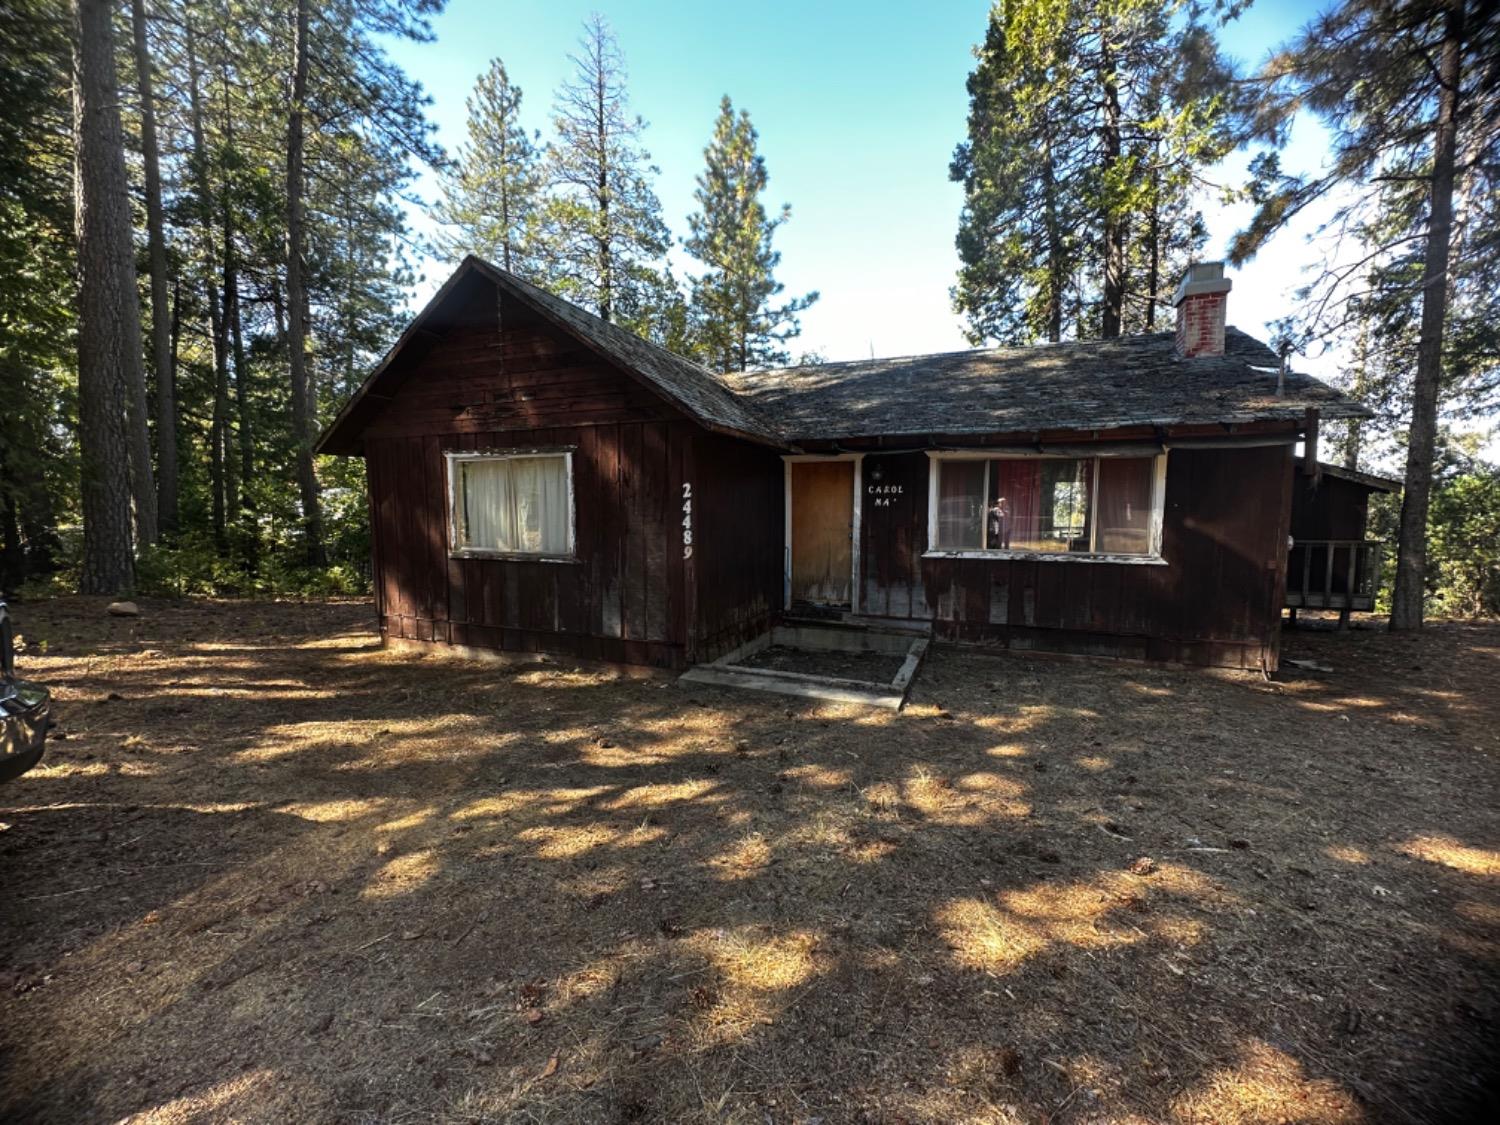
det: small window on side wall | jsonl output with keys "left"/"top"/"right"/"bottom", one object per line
{"left": 928, "top": 453, "right": 1164, "bottom": 560}
{"left": 448, "top": 450, "right": 574, "bottom": 559}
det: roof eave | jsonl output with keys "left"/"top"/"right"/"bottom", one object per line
{"left": 314, "top": 260, "right": 483, "bottom": 457}
{"left": 317, "top": 255, "right": 790, "bottom": 457}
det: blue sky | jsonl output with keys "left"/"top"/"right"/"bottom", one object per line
{"left": 387, "top": 0, "right": 1341, "bottom": 369}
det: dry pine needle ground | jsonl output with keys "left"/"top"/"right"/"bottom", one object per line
{"left": 1, "top": 598, "right": 1497, "bottom": 1124}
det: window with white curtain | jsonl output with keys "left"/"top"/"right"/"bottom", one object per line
{"left": 447, "top": 451, "right": 574, "bottom": 558}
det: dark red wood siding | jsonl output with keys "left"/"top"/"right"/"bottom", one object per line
{"left": 361, "top": 290, "right": 704, "bottom": 668}
{"left": 856, "top": 444, "right": 1295, "bottom": 670}
{"left": 1290, "top": 473, "right": 1373, "bottom": 542}
{"left": 353, "top": 274, "right": 1300, "bottom": 674}
{"left": 691, "top": 431, "right": 784, "bottom": 660}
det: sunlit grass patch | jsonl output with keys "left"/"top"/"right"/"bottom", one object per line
{"left": 1399, "top": 833, "right": 1500, "bottom": 877}
{"left": 1325, "top": 843, "right": 1371, "bottom": 864}
{"left": 361, "top": 848, "right": 439, "bottom": 899}
{"left": 1172, "top": 1039, "right": 1363, "bottom": 1124}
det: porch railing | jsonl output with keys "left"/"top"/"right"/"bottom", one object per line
{"left": 1285, "top": 540, "right": 1383, "bottom": 611}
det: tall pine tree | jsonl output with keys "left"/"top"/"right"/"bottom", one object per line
{"left": 542, "top": 13, "right": 670, "bottom": 325}
{"left": 72, "top": 0, "right": 141, "bottom": 592}
{"left": 433, "top": 58, "right": 545, "bottom": 275}
{"left": 951, "top": 0, "right": 1242, "bottom": 344}
{"left": 1233, "top": 0, "right": 1498, "bottom": 630}
{"left": 684, "top": 96, "right": 816, "bottom": 372}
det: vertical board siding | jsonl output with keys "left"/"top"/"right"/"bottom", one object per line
{"left": 360, "top": 294, "right": 708, "bottom": 668}
{"left": 857, "top": 445, "right": 1293, "bottom": 669}
{"left": 368, "top": 421, "right": 694, "bottom": 667}
{"left": 358, "top": 276, "right": 1296, "bottom": 673}
{"left": 692, "top": 431, "right": 784, "bottom": 660}
{"left": 1290, "top": 473, "right": 1373, "bottom": 542}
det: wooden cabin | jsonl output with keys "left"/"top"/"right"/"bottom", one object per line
{"left": 1286, "top": 459, "right": 1400, "bottom": 625}
{"left": 317, "top": 258, "right": 1366, "bottom": 673}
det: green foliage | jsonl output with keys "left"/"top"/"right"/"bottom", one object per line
{"left": 951, "top": 0, "right": 1243, "bottom": 344}
{"left": 0, "top": 0, "right": 75, "bottom": 591}
{"left": 1428, "top": 467, "right": 1500, "bottom": 618}
{"left": 432, "top": 59, "right": 546, "bottom": 275}
{"left": 541, "top": 14, "right": 671, "bottom": 326}
{"left": 134, "top": 535, "right": 369, "bottom": 598}
{"left": 1236, "top": 0, "right": 1497, "bottom": 628}
{"left": 8, "top": 2, "right": 822, "bottom": 603}
{"left": 683, "top": 96, "right": 817, "bottom": 372}
{"left": 1238, "top": 0, "right": 1497, "bottom": 416}
{"left": 1424, "top": 434, "right": 1500, "bottom": 618}
{"left": 0, "top": 0, "right": 444, "bottom": 597}
{"left": 1365, "top": 434, "right": 1499, "bottom": 620}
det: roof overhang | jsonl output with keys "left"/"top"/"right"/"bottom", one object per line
{"left": 1296, "top": 458, "right": 1403, "bottom": 492}
{"left": 316, "top": 256, "right": 786, "bottom": 457}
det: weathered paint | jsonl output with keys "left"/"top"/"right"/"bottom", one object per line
{"left": 354, "top": 273, "right": 1297, "bottom": 673}
{"left": 853, "top": 444, "right": 1295, "bottom": 670}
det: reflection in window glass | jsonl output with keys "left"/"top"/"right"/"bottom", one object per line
{"left": 933, "top": 455, "right": 1158, "bottom": 557}
{"left": 936, "top": 458, "right": 986, "bottom": 549}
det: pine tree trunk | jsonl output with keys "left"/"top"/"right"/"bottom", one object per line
{"left": 285, "top": 0, "right": 325, "bottom": 565}
{"left": 123, "top": 276, "right": 157, "bottom": 548}
{"left": 1144, "top": 161, "right": 1161, "bottom": 332}
{"left": 594, "top": 53, "right": 612, "bottom": 322}
{"left": 220, "top": 214, "right": 238, "bottom": 527}
{"left": 1344, "top": 330, "right": 1368, "bottom": 472}
{"left": 130, "top": 0, "right": 175, "bottom": 537}
{"left": 222, "top": 71, "right": 255, "bottom": 562}
{"left": 1, "top": 490, "right": 20, "bottom": 592}
{"left": 1099, "top": 42, "right": 1125, "bottom": 339}
{"left": 1390, "top": 0, "right": 1464, "bottom": 632}
{"left": 212, "top": 273, "right": 232, "bottom": 548}
{"left": 227, "top": 256, "right": 256, "bottom": 568}
{"left": 89, "top": 0, "right": 157, "bottom": 550}
{"left": 1042, "top": 132, "right": 1063, "bottom": 343}
{"left": 1344, "top": 417, "right": 1364, "bottom": 473}
{"left": 498, "top": 149, "right": 513, "bottom": 272}
{"left": 73, "top": 0, "right": 140, "bottom": 594}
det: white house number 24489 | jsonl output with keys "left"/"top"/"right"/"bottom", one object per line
{"left": 682, "top": 482, "right": 693, "bottom": 559}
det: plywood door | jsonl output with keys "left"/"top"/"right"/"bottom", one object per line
{"left": 790, "top": 461, "right": 854, "bottom": 606}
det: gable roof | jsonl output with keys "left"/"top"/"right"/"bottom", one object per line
{"left": 320, "top": 259, "right": 1370, "bottom": 457}
{"left": 723, "top": 328, "right": 1370, "bottom": 442}
{"left": 485, "top": 262, "right": 784, "bottom": 445}
{"left": 316, "top": 256, "right": 783, "bottom": 455}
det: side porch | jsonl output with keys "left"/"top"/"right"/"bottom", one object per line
{"left": 1284, "top": 458, "right": 1401, "bottom": 628}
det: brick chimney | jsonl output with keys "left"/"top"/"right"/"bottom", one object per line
{"left": 1173, "top": 261, "right": 1232, "bottom": 358}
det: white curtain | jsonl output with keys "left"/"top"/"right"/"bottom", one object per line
{"left": 458, "top": 456, "right": 569, "bottom": 554}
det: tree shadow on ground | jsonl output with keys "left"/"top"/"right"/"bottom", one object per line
{"left": 1, "top": 598, "right": 1497, "bottom": 1124}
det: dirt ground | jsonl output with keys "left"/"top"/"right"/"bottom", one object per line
{"left": 737, "top": 645, "right": 910, "bottom": 685}
{"left": 2, "top": 599, "right": 1497, "bottom": 1125}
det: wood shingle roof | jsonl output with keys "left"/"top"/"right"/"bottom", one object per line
{"left": 319, "top": 258, "right": 1368, "bottom": 456}
{"left": 723, "top": 328, "right": 1369, "bottom": 442}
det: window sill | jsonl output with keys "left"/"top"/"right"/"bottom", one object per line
{"left": 922, "top": 549, "right": 1167, "bottom": 567}
{"left": 449, "top": 550, "right": 580, "bottom": 564}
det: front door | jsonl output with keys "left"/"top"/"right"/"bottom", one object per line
{"left": 789, "top": 460, "right": 855, "bottom": 607}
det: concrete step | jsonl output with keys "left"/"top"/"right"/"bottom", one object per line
{"left": 681, "top": 632, "right": 930, "bottom": 711}
{"left": 679, "top": 664, "right": 907, "bottom": 710}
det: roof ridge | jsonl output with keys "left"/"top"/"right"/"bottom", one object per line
{"left": 733, "top": 329, "right": 1275, "bottom": 379}
{"left": 466, "top": 257, "right": 785, "bottom": 446}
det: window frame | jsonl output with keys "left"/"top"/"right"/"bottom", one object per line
{"left": 444, "top": 446, "right": 578, "bottom": 563}
{"left": 923, "top": 450, "right": 1168, "bottom": 565}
